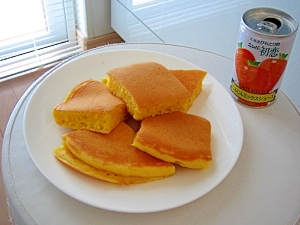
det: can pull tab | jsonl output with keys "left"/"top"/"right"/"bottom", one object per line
{"left": 257, "top": 17, "right": 282, "bottom": 34}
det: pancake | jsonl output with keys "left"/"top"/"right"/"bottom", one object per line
{"left": 54, "top": 122, "right": 175, "bottom": 184}
{"left": 53, "top": 79, "right": 127, "bottom": 133}
{"left": 169, "top": 69, "right": 207, "bottom": 110}
{"left": 54, "top": 146, "right": 165, "bottom": 184}
{"left": 104, "top": 62, "right": 191, "bottom": 120}
{"left": 132, "top": 111, "right": 212, "bottom": 169}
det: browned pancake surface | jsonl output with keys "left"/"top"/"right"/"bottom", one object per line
{"left": 52, "top": 79, "right": 127, "bottom": 133}
{"left": 63, "top": 122, "right": 175, "bottom": 177}
{"left": 107, "top": 62, "right": 191, "bottom": 107}
{"left": 55, "top": 79, "right": 124, "bottom": 112}
{"left": 169, "top": 70, "right": 207, "bottom": 95}
{"left": 132, "top": 112, "right": 212, "bottom": 168}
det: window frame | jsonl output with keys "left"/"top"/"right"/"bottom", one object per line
{"left": 0, "top": 0, "right": 79, "bottom": 80}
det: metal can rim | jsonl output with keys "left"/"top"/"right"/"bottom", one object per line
{"left": 242, "top": 7, "right": 298, "bottom": 37}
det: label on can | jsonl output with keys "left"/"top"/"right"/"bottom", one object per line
{"left": 230, "top": 8, "right": 298, "bottom": 107}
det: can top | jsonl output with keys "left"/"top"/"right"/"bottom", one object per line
{"left": 243, "top": 7, "right": 298, "bottom": 37}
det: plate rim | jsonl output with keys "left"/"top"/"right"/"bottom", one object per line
{"left": 23, "top": 49, "right": 243, "bottom": 213}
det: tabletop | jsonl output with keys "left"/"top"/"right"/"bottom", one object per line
{"left": 2, "top": 43, "right": 300, "bottom": 225}
{"left": 111, "top": 0, "right": 300, "bottom": 112}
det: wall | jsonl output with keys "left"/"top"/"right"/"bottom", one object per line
{"left": 75, "top": 0, "right": 113, "bottom": 39}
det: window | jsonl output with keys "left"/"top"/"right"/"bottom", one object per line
{"left": 0, "top": 0, "right": 81, "bottom": 80}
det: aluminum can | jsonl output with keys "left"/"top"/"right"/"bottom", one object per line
{"left": 230, "top": 7, "right": 298, "bottom": 107}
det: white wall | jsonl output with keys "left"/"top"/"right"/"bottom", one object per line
{"left": 75, "top": 0, "right": 113, "bottom": 39}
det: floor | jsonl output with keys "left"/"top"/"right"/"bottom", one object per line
{"left": 0, "top": 68, "right": 49, "bottom": 225}
{"left": 0, "top": 30, "right": 124, "bottom": 223}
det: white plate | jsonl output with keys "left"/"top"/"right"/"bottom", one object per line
{"left": 24, "top": 49, "right": 243, "bottom": 213}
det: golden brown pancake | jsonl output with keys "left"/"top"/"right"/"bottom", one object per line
{"left": 104, "top": 62, "right": 191, "bottom": 120}
{"left": 132, "top": 111, "right": 212, "bottom": 169}
{"left": 54, "top": 122, "right": 175, "bottom": 184}
{"left": 53, "top": 79, "right": 127, "bottom": 133}
{"left": 54, "top": 146, "right": 166, "bottom": 184}
{"left": 169, "top": 69, "right": 207, "bottom": 110}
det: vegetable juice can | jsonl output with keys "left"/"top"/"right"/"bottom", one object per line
{"left": 230, "top": 7, "right": 298, "bottom": 107}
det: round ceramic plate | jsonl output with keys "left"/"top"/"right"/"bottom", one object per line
{"left": 24, "top": 49, "right": 243, "bottom": 213}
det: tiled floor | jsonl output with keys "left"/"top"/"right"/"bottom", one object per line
{"left": 0, "top": 68, "right": 49, "bottom": 225}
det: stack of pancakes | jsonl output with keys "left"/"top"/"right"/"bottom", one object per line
{"left": 53, "top": 62, "right": 211, "bottom": 185}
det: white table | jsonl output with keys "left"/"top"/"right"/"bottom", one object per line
{"left": 111, "top": 0, "right": 300, "bottom": 112}
{"left": 2, "top": 43, "right": 300, "bottom": 225}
